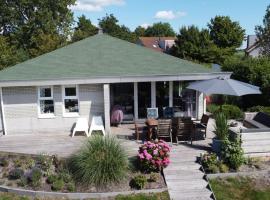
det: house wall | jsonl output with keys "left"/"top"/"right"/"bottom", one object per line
{"left": 2, "top": 84, "right": 104, "bottom": 135}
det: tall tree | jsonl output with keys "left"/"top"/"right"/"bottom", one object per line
{"left": 98, "top": 14, "right": 137, "bottom": 43}
{"left": 0, "top": 0, "right": 75, "bottom": 58}
{"left": 171, "top": 25, "right": 231, "bottom": 64}
{"left": 208, "top": 16, "right": 245, "bottom": 49}
{"left": 134, "top": 26, "right": 146, "bottom": 37}
{"left": 255, "top": 5, "right": 270, "bottom": 56}
{"left": 72, "top": 15, "right": 98, "bottom": 42}
{"left": 0, "top": 36, "right": 28, "bottom": 69}
{"left": 144, "top": 22, "right": 175, "bottom": 37}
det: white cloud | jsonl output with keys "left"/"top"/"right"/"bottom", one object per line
{"left": 154, "top": 10, "right": 187, "bottom": 20}
{"left": 70, "top": 0, "right": 125, "bottom": 12}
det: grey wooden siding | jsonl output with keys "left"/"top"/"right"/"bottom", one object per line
{"left": 3, "top": 84, "right": 104, "bottom": 135}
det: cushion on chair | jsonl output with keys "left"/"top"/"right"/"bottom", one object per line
{"left": 253, "top": 112, "right": 270, "bottom": 127}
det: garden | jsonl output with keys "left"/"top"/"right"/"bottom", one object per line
{"left": 0, "top": 136, "right": 171, "bottom": 198}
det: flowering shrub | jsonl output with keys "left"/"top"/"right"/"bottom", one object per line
{"left": 137, "top": 140, "right": 171, "bottom": 172}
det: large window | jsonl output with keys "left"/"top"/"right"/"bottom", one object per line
{"left": 38, "top": 86, "right": 55, "bottom": 118}
{"left": 62, "top": 85, "right": 79, "bottom": 117}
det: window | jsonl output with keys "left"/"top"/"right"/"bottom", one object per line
{"left": 62, "top": 85, "right": 79, "bottom": 117}
{"left": 38, "top": 86, "right": 55, "bottom": 118}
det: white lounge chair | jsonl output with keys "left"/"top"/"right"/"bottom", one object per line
{"left": 72, "top": 118, "right": 89, "bottom": 137}
{"left": 89, "top": 116, "right": 106, "bottom": 136}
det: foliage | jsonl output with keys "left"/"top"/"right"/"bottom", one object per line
{"left": 98, "top": 14, "right": 137, "bottom": 43}
{"left": 149, "top": 173, "right": 159, "bottom": 182}
{"left": 0, "top": 192, "right": 30, "bottom": 200}
{"left": 208, "top": 16, "right": 245, "bottom": 49}
{"left": 134, "top": 26, "right": 146, "bottom": 37}
{"left": 72, "top": 15, "right": 98, "bottom": 42}
{"left": 0, "top": 0, "right": 75, "bottom": 59}
{"left": 36, "top": 153, "right": 53, "bottom": 173}
{"left": 207, "top": 104, "right": 243, "bottom": 119}
{"left": 210, "top": 177, "right": 270, "bottom": 200}
{"left": 18, "top": 176, "right": 28, "bottom": 187}
{"left": 29, "top": 168, "right": 42, "bottom": 187}
{"left": 47, "top": 175, "right": 58, "bottom": 184}
{"left": 130, "top": 175, "right": 147, "bottom": 190}
{"left": 23, "top": 157, "right": 35, "bottom": 169}
{"left": 0, "top": 36, "right": 26, "bottom": 69}
{"left": 222, "top": 56, "right": 270, "bottom": 107}
{"left": 51, "top": 179, "right": 64, "bottom": 191}
{"left": 138, "top": 140, "right": 171, "bottom": 172}
{"left": 201, "top": 153, "right": 230, "bottom": 173}
{"left": 171, "top": 25, "right": 232, "bottom": 64}
{"left": 0, "top": 158, "right": 9, "bottom": 167}
{"left": 66, "top": 182, "right": 76, "bottom": 192}
{"left": 255, "top": 4, "right": 270, "bottom": 56}
{"left": 115, "top": 192, "right": 170, "bottom": 200}
{"left": 8, "top": 168, "right": 24, "bottom": 180}
{"left": 68, "top": 135, "right": 128, "bottom": 187}
{"left": 214, "top": 112, "right": 229, "bottom": 140}
{"left": 58, "top": 169, "right": 72, "bottom": 183}
{"left": 144, "top": 22, "right": 175, "bottom": 37}
{"left": 247, "top": 106, "right": 270, "bottom": 115}
{"left": 221, "top": 139, "right": 245, "bottom": 170}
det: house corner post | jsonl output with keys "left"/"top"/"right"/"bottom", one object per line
{"left": 196, "top": 91, "right": 204, "bottom": 120}
{"left": 134, "top": 82, "right": 138, "bottom": 120}
{"left": 0, "top": 87, "right": 7, "bottom": 135}
{"left": 151, "top": 82, "right": 156, "bottom": 108}
{"left": 103, "top": 84, "right": 111, "bottom": 134}
{"left": 169, "top": 81, "right": 173, "bottom": 107}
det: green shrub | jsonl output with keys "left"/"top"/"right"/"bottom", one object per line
{"left": 247, "top": 106, "right": 270, "bottom": 115}
{"left": 58, "top": 169, "right": 72, "bottom": 183}
{"left": 51, "top": 179, "right": 64, "bottom": 191}
{"left": 47, "top": 174, "right": 58, "bottom": 184}
{"left": 18, "top": 176, "right": 28, "bottom": 187}
{"left": 0, "top": 158, "right": 9, "bottom": 167}
{"left": 66, "top": 182, "right": 76, "bottom": 192}
{"left": 221, "top": 139, "right": 245, "bottom": 170}
{"left": 201, "top": 153, "right": 219, "bottom": 173}
{"left": 9, "top": 168, "right": 24, "bottom": 180}
{"left": 23, "top": 157, "right": 35, "bottom": 169}
{"left": 148, "top": 173, "right": 158, "bottom": 182}
{"left": 130, "top": 175, "right": 147, "bottom": 190}
{"left": 29, "top": 168, "right": 42, "bottom": 187}
{"left": 219, "top": 163, "right": 229, "bottom": 173}
{"left": 14, "top": 158, "right": 23, "bottom": 168}
{"left": 214, "top": 112, "right": 229, "bottom": 140}
{"left": 208, "top": 104, "right": 243, "bottom": 119}
{"left": 36, "top": 154, "right": 53, "bottom": 172}
{"left": 68, "top": 135, "right": 128, "bottom": 187}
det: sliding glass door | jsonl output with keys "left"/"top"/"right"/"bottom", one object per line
{"left": 138, "top": 82, "right": 151, "bottom": 118}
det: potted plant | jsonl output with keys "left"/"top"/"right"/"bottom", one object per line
{"left": 212, "top": 112, "right": 229, "bottom": 154}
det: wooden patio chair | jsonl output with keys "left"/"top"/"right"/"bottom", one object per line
{"left": 192, "top": 114, "right": 210, "bottom": 143}
{"left": 172, "top": 117, "right": 194, "bottom": 144}
{"left": 89, "top": 116, "right": 106, "bottom": 136}
{"left": 72, "top": 118, "right": 89, "bottom": 137}
{"left": 157, "top": 119, "right": 173, "bottom": 144}
{"left": 134, "top": 122, "right": 144, "bottom": 141}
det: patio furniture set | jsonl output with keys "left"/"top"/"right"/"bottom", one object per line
{"left": 135, "top": 107, "right": 210, "bottom": 144}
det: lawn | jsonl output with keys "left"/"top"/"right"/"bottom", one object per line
{"left": 0, "top": 192, "right": 170, "bottom": 200}
{"left": 210, "top": 177, "right": 270, "bottom": 200}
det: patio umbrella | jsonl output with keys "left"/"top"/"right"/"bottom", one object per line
{"left": 187, "top": 77, "right": 261, "bottom": 96}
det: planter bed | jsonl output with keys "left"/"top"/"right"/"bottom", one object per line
{"left": 0, "top": 153, "right": 166, "bottom": 194}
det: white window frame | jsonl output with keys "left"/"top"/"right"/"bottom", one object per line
{"left": 62, "top": 85, "right": 80, "bottom": 117}
{"left": 37, "top": 86, "right": 55, "bottom": 118}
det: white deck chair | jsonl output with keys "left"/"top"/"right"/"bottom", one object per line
{"left": 89, "top": 116, "right": 106, "bottom": 136}
{"left": 72, "top": 118, "right": 89, "bottom": 137}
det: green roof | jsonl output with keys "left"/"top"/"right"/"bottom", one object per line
{"left": 0, "top": 34, "right": 214, "bottom": 81}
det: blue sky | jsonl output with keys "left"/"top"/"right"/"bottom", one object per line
{"left": 72, "top": 0, "right": 269, "bottom": 35}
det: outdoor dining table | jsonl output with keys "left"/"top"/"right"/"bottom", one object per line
{"left": 145, "top": 119, "right": 158, "bottom": 140}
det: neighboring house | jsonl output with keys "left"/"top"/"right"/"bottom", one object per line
{"left": 0, "top": 34, "right": 230, "bottom": 135}
{"left": 137, "top": 37, "right": 175, "bottom": 53}
{"left": 245, "top": 35, "right": 262, "bottom": 57}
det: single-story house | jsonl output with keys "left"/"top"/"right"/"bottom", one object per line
{"left": 245, "top": 35, "right": 262, "bottom": 57}
{"left": 0, "top": 33, "right": 231, "bottom": 135}
{"left": 137, "top": 37, "right": 175, "bottom": 53}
